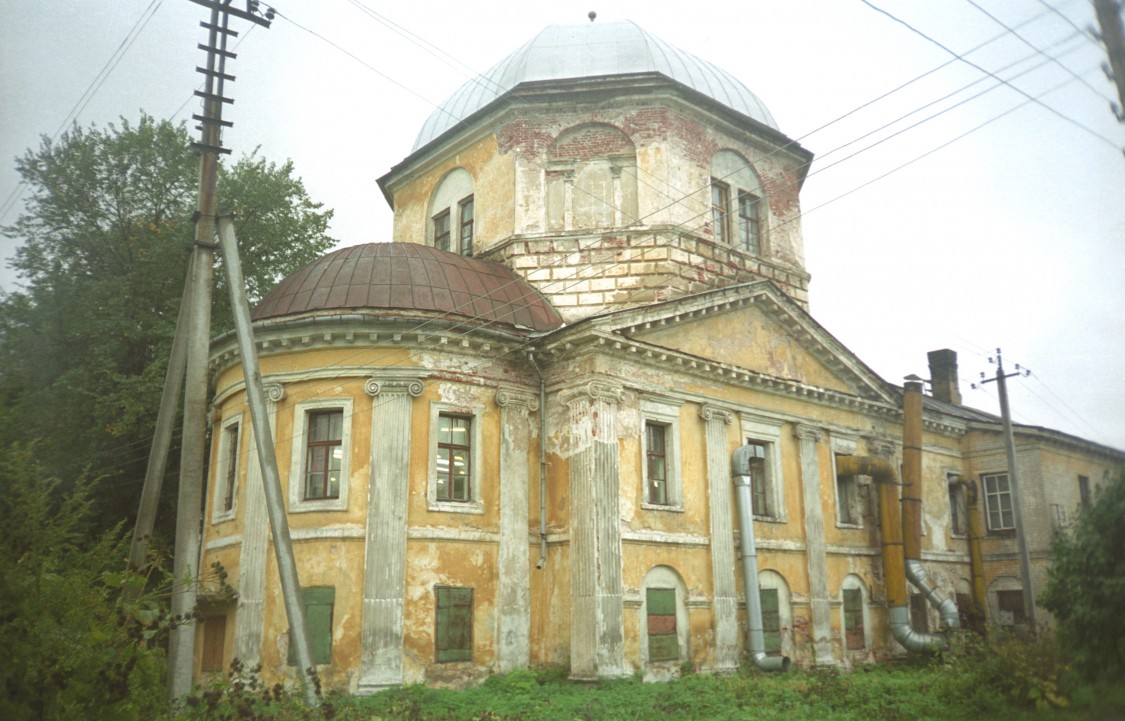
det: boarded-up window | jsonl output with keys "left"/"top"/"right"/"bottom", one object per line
{"left": 760, "top": 588, "right": 781, "bottom": 656}
{"left": 843, "top": 588, "right": 864, "bottom": 650}
{"left": 201, "top": 615, "right": 226, "bottom": 672}
{"left": 997, "top": 589, "right": 1027, "bottom": 627}
{"left": 910, "top": 593, "right": 929, "bottom": 633}
{"left": 288, "top": 587, "right": 334, "bottom": 666}
{"left": 436, "top": 586, "right": 473, "bottom": 662}
{"left": 647, "top": 588, "right": 678, "bottom": 661}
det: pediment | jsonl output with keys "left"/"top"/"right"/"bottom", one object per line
{"left": 588, "top": 282, "right": 894, "bottom": 403}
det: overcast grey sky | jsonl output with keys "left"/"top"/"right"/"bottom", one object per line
{"left": 2, "top": 0, "right": 1123, "bottom": 449}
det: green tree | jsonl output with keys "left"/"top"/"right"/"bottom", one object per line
{"left": 1040, "top": 466, "right": 1125, "bottom": 682}
{"left": 0, "top": 114, "right": 335, "bottom": 532}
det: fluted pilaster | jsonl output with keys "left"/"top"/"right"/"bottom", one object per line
{"left": 701, "top": 404, "right": 739, "bottom": 671}
{"left": 795, "top": 424, "right": 834, "bottom": 665}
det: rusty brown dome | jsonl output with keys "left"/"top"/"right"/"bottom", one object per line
{"left": 252, "top": 243, "right": 563, "bottom": 333}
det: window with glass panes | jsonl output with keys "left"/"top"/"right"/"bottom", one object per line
{"left": 645, "top": 422, "right": 670, "bottom": 505}
{"left": 304, "top": 410, "right": 343, "bottom": 500}
{"left": 222, "top": 422, "right": 239, "bottom": 513}
{"left": 711, "top": 180, "right": 730, "bottom": 243}
{"left": 436, "top": 414, "right": 472, "bottom": 502}
{"left": 433, "top": 209, "right": 451, "bottom": 251}
{"left": 738, "top": 191, "right": 761, "bottom": 254}
{"left": 982, "top": 472, "right": 1014, "bottom": 532}
{"left": 458, "top": 196, "right": 474, "bottom": 256}
{"left": 746, "top": 442, "right": 771, "bottom": 517}
{"left": 646, "top": 588, "right": 678, "bottom": 661}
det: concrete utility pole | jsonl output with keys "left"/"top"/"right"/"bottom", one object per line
{"left": 146, "top": 0, "right": 273, "bottom": 702}
{"left": 977, "top": 348, "right": 1037, "bottom": 633}
{"left": 1093, "top": 0, "right": 1125, "bottom": 121}
{"left": 217, "top": 216, "right": 318, "bottom": 707}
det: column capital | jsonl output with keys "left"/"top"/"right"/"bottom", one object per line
{"left": 794, "top": 424, "right": 824, "bottom": 443}
{"left": 262, "top": 382, "right": 286, "bottom": 403}
{"left": 699, "top": 404, "right": 735, "bottom": 425}
{"left": 365, "top": 376, "right": 424, "bottom": 398}
{"left": 563, "top": 379, "right": 624, "bottom": 406}
{"left": 496, "top": 386, "right": 539, "bottom": 411}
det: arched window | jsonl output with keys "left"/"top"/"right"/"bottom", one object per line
{"left": 710, "top": 150, "right": 766, "bottom": 255}
{"left": 840, "top": 574, "right": 871, "bottom": 652}
{"left": 429, "top": 168, "right": 475, "bottom": 256}
{"left": 546, "top": 124, "right": 638, "bottom": 231}
{"left": 757, "top": 570, "right": 793, "bottom": 658}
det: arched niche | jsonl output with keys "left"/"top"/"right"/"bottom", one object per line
{"left": 546, "top": 123, "right": 638, "bottom": 231}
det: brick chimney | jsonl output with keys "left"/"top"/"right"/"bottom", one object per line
{"left": 927, "top": 349, "right": 961, "bottom": 405}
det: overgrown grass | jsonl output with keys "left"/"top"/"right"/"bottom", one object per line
{"left": 172, "top": 638, "right": 1125, "bottom": 721}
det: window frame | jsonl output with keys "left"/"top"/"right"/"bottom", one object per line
{"left": 435, "top": 413, "right": 473, "bottom": 504}
{"left": 982, "top": 472, "right": 1014, "bottom": 533}
{"left": 427, "top": 401, "right": 484, "bottom": 514}
{"left": 831, "top": 438, "right": 866, "bottom": 529}
{"left": 212, "top": 414, "right": 242, "bottom": 524}
{"left": 711, "top": 179, "right": 731, "bottom": 244}
{"left": 640, "top": 397, "right": 683, "bottom": 512}
{"left": 458, "top": 195, "right": 474, "bottom": 256}
{"left": 1078, "top": 475, "right": 1091, "bottom": 508}
{"left": 432, "top": 208, "right": 451, "bottom": 252}
{"left": 435, "top": 586, "right": 473, "bottom": 663}
{"left": 737, "top": 190, "right": 761, "bottom": 254}
{"left": 840, "top": 576, "right": 870, "bottom": 651}
{"left": 948, "top": 476, "right": 967, "bottom": 538}
{"left": 740, "top": 414, "right": 786, "bottom": 522}
{"left": 288, "top": 398, "right": 352, "bottom": 513}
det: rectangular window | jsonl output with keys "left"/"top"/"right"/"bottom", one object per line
{"left": 201, "top": 615, "right": 226, "bottom": 672}
{"left": 1078, "top": 475, "right": 1091, "bottom": 507}
{"left": 645, "top": 421, "right": 669, "bottom": 506}
{"left": 835, "top": 455, "right": 862, "bottom": 526}
{"left": 433, "top": 209, "right": 451, "bottom": 252}
{"left": 304, "top": 410, "right": 343, "bottom": 500}
{"left": 948, "top": 480, "right": 967, "bottom": 537}
{"left": 909, "top": 593, "right": 929, "bottom": 633}
{"left": 435, "top": 586, "right": 473, "bottom": 662}
{"left": 436, "top": 414, "right": 472, "bottom": 503}
{"left": 760, "top": 588, "right": 781, "bottom": 656}
{"left": 997, "top": 589, "right": 1027, "bottom": 627}
{"left": 843, "top": 587, "right": 865, "bottom": 650}
{"left": 646, "top": 588, "right": 678, "bottom": 661}
{"left": 222, "top": 423, "right": 239, "bottom": 513}
{"left": 746, "top": 442, "right": 772, "bottom": 518}
{"left": 982, "top": 472, "right": 1014, "bottom": 532}
{"left": 711, "top": 180, "right": 730, "bottom": 244}
{"left": 458, "top": 196, "right": 474, "bottom": 256}
{"left": 737, "top": 191, "right": 761, "bottom": 254}
{"left": 288, "top": 587, "right": 334, "bottom": 666}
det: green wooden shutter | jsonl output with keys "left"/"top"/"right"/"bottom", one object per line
{"left": 760, "top": 588, "right": 781, "bottom": 655}
{"left": 843, "top": 588, "right": 864, "bottom": 650}
{"left": 288, "top": 587, "right": 334, "bottom": 666}
{"left": 436, "top": 587, "right": 473, "bottom": 662}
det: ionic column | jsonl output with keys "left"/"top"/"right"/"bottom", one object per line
{"left": 495, "top": 387, "right": 538, "bottom": 672}
{"left": 358, "top": 376, "right": 422, "bottom": 692}
{"left": 701, "top": 404, "right": 739, "bottom": 671}
{"left": 795, "top": 424, "right": 834, "bottom": 665}
{"left": 566, "top": 380, "right": 625, "bottom": 679}
{"left": 233, "top": 382, "right": 284, "bottom": 665}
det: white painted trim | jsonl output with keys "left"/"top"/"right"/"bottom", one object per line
{"left": 426, "top": 400, "right": 485, "bottom": 515}
{"left": 290, "top": 525, "right": 365, "bottom": 541}
{"left": 407, "top": 526, "right": 501, "bottom": 544}
{"left": 287, "top": 397, "right": 354, "bottom": 513}
{"left": 639, "top": 396, "right": 684, "bottom": 512}
{"left": 621, "top": 530, "right": 710, "bottom": 547}
{"left": 205, "top": 535, "right": 241, "bottom": 551}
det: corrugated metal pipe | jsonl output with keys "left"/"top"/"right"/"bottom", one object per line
{"left": 836, "top": 454, "right": 948, "bottom": 653}
{"left": 731, "top": 445, "right": 790, "bottom": 672}
{"left": 902, "top": 381, "right": 960, "bottom": 631}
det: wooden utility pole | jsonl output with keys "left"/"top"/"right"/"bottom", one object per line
{"left": 1093, "top": 0, "right": 1125, "bottom": 121}
{"left": 977, "top": 348, "right": 1037, "bottom": 632}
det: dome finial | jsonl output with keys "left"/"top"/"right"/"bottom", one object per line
{"left": 588, "top": 10, "right": 597, "bottom": 22}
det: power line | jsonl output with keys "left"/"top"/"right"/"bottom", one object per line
{"left": 861, "top": 0, "right": 1121, "bottom": 150}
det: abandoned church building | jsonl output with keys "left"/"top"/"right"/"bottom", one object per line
{"left": 193, "top": 20, "right": 1124, "bottom": 691}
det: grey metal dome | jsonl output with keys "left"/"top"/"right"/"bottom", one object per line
{"left": 412, "top": 20, "right": 778, "bottom": 151}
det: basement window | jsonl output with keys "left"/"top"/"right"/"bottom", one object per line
{"left": 435, "top": 586, "right": 473, "bottom": 663}
{"left": 288, "top": 587, "right": 334, "bottom": 667}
